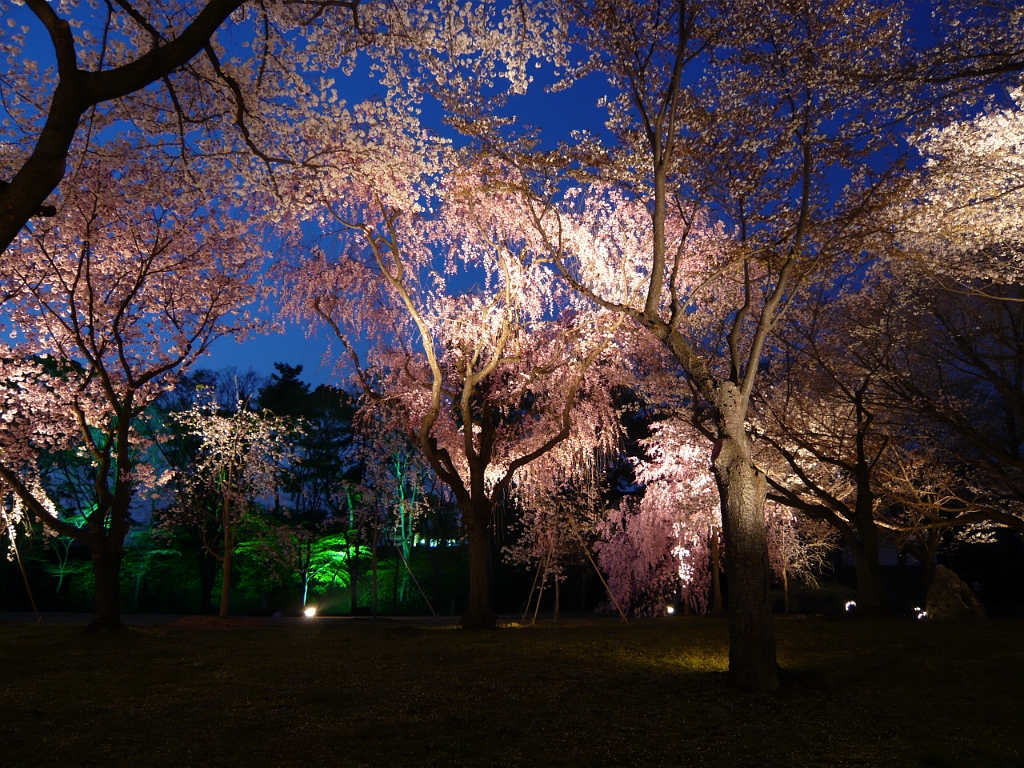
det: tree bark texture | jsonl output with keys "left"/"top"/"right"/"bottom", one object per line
{"left": 712, "top": 446, "right": 778, "bottom": 690}
{"left": 711, "top": 386, "right": 778, "bottom": 691}
{"left": 88, "top": 544, "right": 124, "bottom": 631}
{"left": 710, "top": 525, "right": 723, "bottom": 614}
{"left": 782, "top": 564, "right": 789, "bottom": 615}
{"left": 461, "top": 508, "right": 496, "bottom": 629}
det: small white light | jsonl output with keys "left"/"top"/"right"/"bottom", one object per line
{"left": 845, "top": 600, "right": 857, "bottom": 612}
{"left": 666, "top": 605, "right": 675, "bottom": 615}
{"left": 304, "top": 606, "right": 317, "bottom": 618}
{"left": 916, "top": 609, "right": 928, "bottom": 620}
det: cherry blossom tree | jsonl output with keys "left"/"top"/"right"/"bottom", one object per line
{"left": 755, "top": 274, "right": 912, "bottom": 614}
{"left": 763, "top": 503, "right": 834, "bottom": 616}
{"left": 283, "top": 144, "right": 623, "bottom": 628}
{"left": 474, "top": 0, "right": 923, "bottom": 689}
{"left": 0, "top": 0, "right": 566, "bottom": 255}
{"left": 596, "top": 416, "right": 719, "bottom": 617}
{"left": 802, "top": 82, "right": 1024, "bottom": 606}
{"left": 598, "top": 408, "right": 834, "bottom": 618}
{"left": 875, "top": 277, "right": 1024, "bottom": 536}
{"left": 0, "top": 146, "right": 265, "bottom": 629}
{"left": 760, "top": 252, "right": 1024, "bottom": 610}
{"left": 148, "top": 367, "right": 265, "bottom": 613}
{"left": 172, "top": 389, "right": 293, "bottom": 617}
{"left": 904, "top": 86, "right": 1024, "bottom": 288}
{"left": 908, "top": 1, "right": 1023, "bottom": 85}
{"left": 872, "top": 90, "right": 1024, "bottom": 541}
{"left": 505, "top": 440, "right": 613, "bottom": 622}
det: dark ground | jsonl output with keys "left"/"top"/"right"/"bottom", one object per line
{"left": 1, "top": 614, "right": 1021, "bottom": 767}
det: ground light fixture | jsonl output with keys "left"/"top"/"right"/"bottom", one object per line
{"left": 304, "top": 606, "right": 317, "bottom": 618}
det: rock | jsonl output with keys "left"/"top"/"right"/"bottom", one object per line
{"left": 925, "top": 565, "right": 987, "bottom": 619}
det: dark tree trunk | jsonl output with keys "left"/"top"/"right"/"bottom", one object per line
{"left": 920, "top": 549, "right": 937, "bottom": 597}
{"left": 850, "top": 543, "right": 889, "bottom": 614}
{"left": 88, "top": 544, "right": 124, "bottom": 631}
{"left": 461, "top": 506, "right": 495, "bottom": 629}
{"left": 219, "top": 547, "right": 232, "bottom": 618}
{"left": 710, "top": 524, "right": 723, "bottom": 614}
{"left": 905, "top": 531, "right": 940, "bottom": 601}
{"left": 848, "top": 442, "right": 890, "bottom": 614}
{"left": 782, "top": 564, "right": 789, "bottom": 615}
{"left": 712, "top": 387, "right": 778, "bottom": 691}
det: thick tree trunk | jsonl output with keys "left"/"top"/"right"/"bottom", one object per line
{"left": 461, "top": 508, "right": 496, "bottom": 629}
{"left": 219, "top": 548, "right": 232, "bottom": 618}
{"left": 920, "top": 555, "right": 937, "bottom": 601}
{"left": 710, "top": 525, "right": 723, "bottom": 614}
{"left": 850, "top": 545, "right": 888, "bottom": 614}
{"left": 842, "top": 477, "right": 890, "bottom": 614}
{"left": 712, "top": 388, "right": 778, "bottom": 691}
{"left": 905, "top": 532, "right": 940, "bottom": 603}
{"left": 89, "top": 543, "right": 124, "bottom": 631}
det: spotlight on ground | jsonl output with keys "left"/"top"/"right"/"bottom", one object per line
{"left": 303, "top": 606, "right": 317, "bottom": 618}
{"left": 666, "top": 605, "right": 675, "bottom": 615}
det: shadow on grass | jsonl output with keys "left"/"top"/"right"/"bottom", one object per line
{"left": 1, "top": 617, "right": 1022, "bottom": 767}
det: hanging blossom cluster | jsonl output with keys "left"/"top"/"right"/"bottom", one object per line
{"left": 505, "top": 441, "right": 615, "bottom": 590}
{"left": 599, "top": 408, "right": 838, "bottom": 616}
{"left": 1, "top": 478, "right": 60, "bottom": 562}
{"left": 281, "top": 147, "right": 624, "bottom": 502}
{"left": 596, "top": 417, "right": 719, "bottom": 616}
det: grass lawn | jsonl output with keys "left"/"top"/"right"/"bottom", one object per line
{"left": 1, "top": 616, "right": 1022, "bottom": 767}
